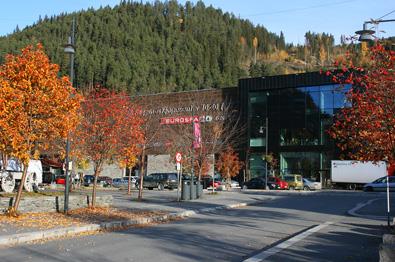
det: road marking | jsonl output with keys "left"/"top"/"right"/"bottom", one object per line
{"left": 243, "top": 221, "right": 333, "bottom": 262}
{"left": 347, "top": 198, "right": 389, "bottom": 220}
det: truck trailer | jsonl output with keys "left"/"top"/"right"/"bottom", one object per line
{"left": 331, "top": 160, "right": 387, "bottom": 190}
{"left": 0, "top": 159, "right": 42, "bottom": 193}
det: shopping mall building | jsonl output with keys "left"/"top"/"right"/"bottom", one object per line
{"left": 78, "top": 71, "right": 350, "bottom": 183}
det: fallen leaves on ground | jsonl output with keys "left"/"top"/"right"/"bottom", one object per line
{"left": 0, "top": 207, "right": 168, "bottom": 231}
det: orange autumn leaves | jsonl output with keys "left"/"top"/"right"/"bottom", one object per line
{"left": 216, "top": 147, "right": 243, "bottom": 181}
{"left": 0, "top": 44, "right": 145, "bottom": 210}
{"left": 0, "top": 44, "right": 81, "bottom": 165}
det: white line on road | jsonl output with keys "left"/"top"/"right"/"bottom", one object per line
{"left": 347, "top": 198, "right": 389, "bottom": 220}
{"left": 243, "top": 221, "right": 333, "bottom": 262}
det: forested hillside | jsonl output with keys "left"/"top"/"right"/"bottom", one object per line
{"left": 0, "top": 0, "right": 337, "bottom": 94}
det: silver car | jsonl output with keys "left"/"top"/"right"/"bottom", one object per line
{"left": 363, "top": 176, "right": 395, "bottom": 192}
{"left": 302, "top": 178, "right": 322, "bottom": 191}
{"left": 112, "top": 177, "right": 129, "bottom": 188}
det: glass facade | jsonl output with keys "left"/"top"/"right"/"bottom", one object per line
{"left": 248, "top": 84, "right": 350, "bottom": 179}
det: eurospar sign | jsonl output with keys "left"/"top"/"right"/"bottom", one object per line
{"left": 160, "top": 115, "right": 219, "bottom": 125}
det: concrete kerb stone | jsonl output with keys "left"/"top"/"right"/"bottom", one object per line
{"left": 380, "top": 234, "right": 395, "bottom": 262}
{"left": 0, "top": 224, "right": 101, "bottom": 247}
{"left": 0, "top": 199, "right": 266, "bottom": 248}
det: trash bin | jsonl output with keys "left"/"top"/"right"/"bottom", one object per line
{"left": 181, "top": 180, "right": 191, "bottom": 201}
{"left": 196, "top": 181, "right": 203, "bottom": 198}
{"left": 190, "top": 181, "right": 197, "bottom": 200}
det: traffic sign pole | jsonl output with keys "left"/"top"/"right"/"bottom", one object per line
{"left": 175, "top": 153, "right": 182, "bottom": 201}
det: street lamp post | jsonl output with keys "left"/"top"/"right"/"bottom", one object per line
{"left": 355, "top": 18, "right": 394, "bottom": 227}
{"left": 63, "top": 19, "right": 75, "bottom": 214}
{"left": 265, "top": 92, "right": 269, "bottom": 190}
{"left": 265, "top": 116, "right": 268, "bottom": 190}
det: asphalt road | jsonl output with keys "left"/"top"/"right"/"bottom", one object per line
{"left": 0, "top": 192, "right": 389, "bottom": 262}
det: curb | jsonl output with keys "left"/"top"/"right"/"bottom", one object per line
{"left": 0, "top": 200, "right": 261, "bottom": 247}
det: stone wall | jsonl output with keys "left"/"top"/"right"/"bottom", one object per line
{"left": 75, "top": 163, "right": 125, "bottom": 179}
{"left": 146, "top": 155, "right": 176, "bottom": 175}
{"left": 0, "top": 194, "right": 113, "bottom": 213}
{"left": 146, "top": 154, "right": 215, "bottom": 177}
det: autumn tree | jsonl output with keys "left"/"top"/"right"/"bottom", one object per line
{"left": 263, "top": 152, "right": 279, "bottom": 176}
{"left": 75, "top": 88, "right": 144, "bottom": 207}
{"left": 132, "top": 97, "right": 162, "bottom": 200}
{"left": 163, "top": 91, "right": 244, "bottom": 182}
{"left": 327, "top": 44, "right": 395, "bottom": 166}
{"left": 119, "top": 145, "right": 140, "bottom": 195}
{"left": 0, "top": 44, "right": 81, "bottom": 215}
{"left": 216, "top": 147, "right": 244, "bottom": 190}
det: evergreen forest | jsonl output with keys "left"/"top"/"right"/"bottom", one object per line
{"left": 0, "top": 0, "right": 338, "bottom": 95}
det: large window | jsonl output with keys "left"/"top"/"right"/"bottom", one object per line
{"left": 280, "top": 152, "right": 320, "bottom": 178}
{"left": 248, "top": 84, "right": 351, "bottom": 179}
{"left": 249, "top": 93, "right": 268, "bottom": 147}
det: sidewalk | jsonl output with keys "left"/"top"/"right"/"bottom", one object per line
{"left": 0, "top": 190, "right": 273, "bottom": 247}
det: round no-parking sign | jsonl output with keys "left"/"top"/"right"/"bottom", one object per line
{"left": 175, "top": 152, "right": 182, "bottom": 163}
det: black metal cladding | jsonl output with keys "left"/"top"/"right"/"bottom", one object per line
{"left": 238, "top": 71, "right": 334, "bottom": 92}
{"left": 237, "top": 71, "right": 335, "bottom": 138}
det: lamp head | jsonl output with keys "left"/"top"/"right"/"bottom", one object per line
{"left": 64, "top": 36, "right": 75, "bottom": 54}
{"left": 355, "top": 22, "right": 375, "bottom": 42}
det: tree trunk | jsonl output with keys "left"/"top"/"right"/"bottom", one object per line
{"left": 138, "top": 145, "right": 146, "bottom": 200}
{"left": 1, "top": 153, "right": 8, "bottom": 171}
{"left": 226, "top": 168, "right": 230, "bottom": 191}
{"left": 91, "top": 168, "right": 99, "bottom": 208}
{"left": 11, "top": 164, "right": 29, "bottom": 215}
{"left": 127, "top": 168, "right": 132, "bottom": 195}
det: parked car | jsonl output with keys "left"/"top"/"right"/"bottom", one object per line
{"left": 136, "top": 173, "right": 178, "bottom": 190}
{"left": 242, "top": 177, "right": 276, "bottom": 189}
{"left": 201, "top": 174, "right": 221, "bottom": 189}
{"left": 268, "top": 176, "right": 288, "bottom": 190}
{"left": 283, "top": 174, "right": 303, "bottom": 190}
{"left": 302, "top": 178, "right": 322, "bottom": 191}
{"left": 98, "top": 176, "right": 113, "bottom": 187}
{"left": 55, "top": 175, "right": 66, "bottom": 185}
{"left": 123, "top": 176, "right": 138, "bottom": 186}
{"left": 83, "top": 175, "right": 95, "bottom": 186}
{"left": 221, "top": 179, "right": 240, "bottom": 188}
{"left": 209, "top": 180, "right": 222, "bottom": 188}
{"left": 112, "top": 177, "right": 129, "bottom": 188}
{"left": 363, "top": 176, "right": 395, "bottom": 192}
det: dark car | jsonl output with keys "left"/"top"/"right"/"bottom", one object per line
{"left": 83, "top": 175, "right": 95, "bottom": 186}
{"left": 136, "top": 173, "right": 178, "bottom": 190}
{"left": 98, "top": 176, "right": 112, "bottom": 187}
{"left": 242, "top": 177, "right": 277, "bottom": 190}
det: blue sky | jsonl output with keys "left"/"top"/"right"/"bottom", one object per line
{"left": 1, "top": 0, "right": 394, "bottom": 44}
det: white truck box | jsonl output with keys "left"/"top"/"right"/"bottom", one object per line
{"left": 331, "top": 160, "right": 387, "bottom": 188}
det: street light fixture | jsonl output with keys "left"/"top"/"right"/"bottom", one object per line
{"left": 355, "top": 19, "right": 395, "bottom": 42}
{"left": 63, "top": 19, "right": 75, "bottom": 214}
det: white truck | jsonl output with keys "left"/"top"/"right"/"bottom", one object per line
{"left": 331, "top": 160, "right": 387, "bottom": 190}
{"left": 0, "top": 159, "right": 42, "bottom": 193}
